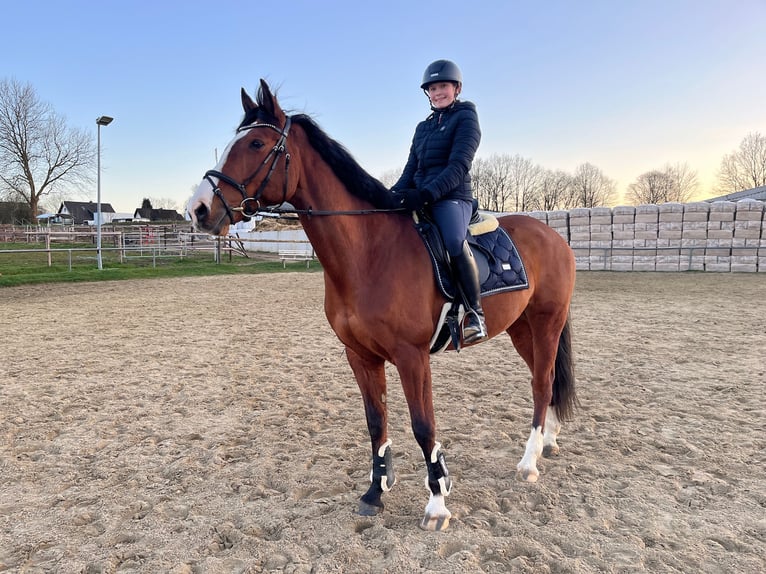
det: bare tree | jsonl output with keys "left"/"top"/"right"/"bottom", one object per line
{"left": 471, "top": 154, "right": 509, "bottom": 211}
{"left": 571, "top": 163, "right": 617, "bottom": 207}
{"left": 0, "top": 78, "right": 96, "bottom": 218}
{"left": 626, "top": 163, "right": 697, "bottom": 205}
{"left": 537, "top": 169, "right": 574, "bottom": 211}
{"left": 507, "top": 154, "right": 543, "bottom": 212}
{"left": 626, "top": 171, "right": 673, "bottom": 205}
{"left": 715, "top": 131, "right": 766, "bottom": 193}
{"left": 145, "top": 197, "right": 181, "bottom": 211}
{"left": 470, "top": 157, "right": 492, "bottom": 210}
{"left": 377, "top": 168, "right": 402, "bottom": 189}
{"left": 472, "top": 154, "right": 543, "bottom": 212}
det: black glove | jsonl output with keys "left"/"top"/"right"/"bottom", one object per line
{"left": 391, "top": 188, "right": 429, "bottom": 211}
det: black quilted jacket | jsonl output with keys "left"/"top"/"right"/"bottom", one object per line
{"left": 392, "top": 100, "right": 481, "bottom": 203}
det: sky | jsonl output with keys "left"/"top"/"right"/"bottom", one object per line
{"left": 2, "top": 0, "right": 764, "bottom": 213}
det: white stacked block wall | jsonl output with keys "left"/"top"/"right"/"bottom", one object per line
{"left": 514, "top": 199, "right": 764, "bottom": 272}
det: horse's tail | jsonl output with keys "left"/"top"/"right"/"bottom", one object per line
{"left": 552, "top": 313, "right": 577, "bottom": 421}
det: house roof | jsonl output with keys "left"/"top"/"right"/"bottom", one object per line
{"left": 704, "top": 185, "right": 766, "bottom": 203}
{"left": 133, "top": 207, "right": 184, "bottom": 221}
{"left": 59, "top": 201, "right": 115, "bottom": 224}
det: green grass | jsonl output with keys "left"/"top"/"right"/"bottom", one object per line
{"left": 0, "top": 242, "right": 320, "bottom": 287}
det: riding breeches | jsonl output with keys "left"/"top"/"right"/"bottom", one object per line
{"left": 429, "top": 198, "right": 473, "bottom": 257}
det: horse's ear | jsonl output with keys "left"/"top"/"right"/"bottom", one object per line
{"left": 241, "top": 88, "right": 257, "bottom": 113}
{"left": 257, "top": 79, "right": 285, "bottom": 123}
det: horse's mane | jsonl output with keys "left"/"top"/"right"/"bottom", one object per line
{"left": 243, "top": 87, "right": 391, "bottom": 208}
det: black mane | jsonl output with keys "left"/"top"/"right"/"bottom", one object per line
{"left": 243, "top": 87, "right": 391, "bottom": 208}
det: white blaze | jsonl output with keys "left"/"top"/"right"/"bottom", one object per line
{"left": 187, "top": 129, "right": 251, "bottom": 227}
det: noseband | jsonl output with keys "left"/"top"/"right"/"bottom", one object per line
{"left": 203, "top": 116, "right": 292, "bottom": 223}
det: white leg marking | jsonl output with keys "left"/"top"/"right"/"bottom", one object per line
{"left": 421, "top": 493, "right": 451, "bottom": 531}
{"left": 517, "top": 425, "right": 544, "bottom": 482}
{"left": 543, "top": 406, "right": 562, "bottom": 456}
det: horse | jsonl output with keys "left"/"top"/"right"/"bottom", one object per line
{"left": 188, "top": 80, "right": 577, "bottom": 531}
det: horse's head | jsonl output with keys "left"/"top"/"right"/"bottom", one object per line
{"left": 189, "top": 79, "right": 297, "bottom": 235}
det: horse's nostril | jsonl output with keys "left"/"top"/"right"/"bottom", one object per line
{"left": 194, "top": 203, "right": 208, "bottom": 222}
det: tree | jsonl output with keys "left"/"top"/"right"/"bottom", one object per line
{"left": 715, "top": 131, "right": 766, "bottom": 193}
{"left": 571, "top": 163, "right": 617, "bottom": 207}
{"left": 377, "top": 168, "right": 402, "bottom": 189}
{"left": 507, "top": 154, "right": 543, "bottom": 212}
{"left": 472, "top": 154, "right": 543, "bottom": 212}
{"left": 626, "top": 163, "right": 698, "bottom": 205}
{"left": 538, "top": 169, "right": 574, "bottom": 211}
{"left": 0, "top": 78, "right": 96, "bottom": 217}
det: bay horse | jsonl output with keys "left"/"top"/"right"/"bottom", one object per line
{"left": 188, "top": 80, "right": 577, "bottom": 531}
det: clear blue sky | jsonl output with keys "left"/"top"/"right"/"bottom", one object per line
{"left": 2, "top": 0, "right": 764, "bottom": 212}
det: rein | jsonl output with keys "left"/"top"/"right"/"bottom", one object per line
{"left": 203, "top": 114, "right": 405, "bottom": 222}
{"left": 253, "top": 204, "right": 400, "bottom": 218}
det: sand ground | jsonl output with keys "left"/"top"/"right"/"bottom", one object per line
{"left": 1, "top": 271, "right": 764, "bottom": 573}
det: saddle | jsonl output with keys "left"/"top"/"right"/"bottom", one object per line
{"left": 413, "top": 206, "right": 529, "bottom": 353}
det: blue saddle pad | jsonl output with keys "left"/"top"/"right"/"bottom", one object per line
{"left": 415, "top": 217, "right": 529, "bottom": 301}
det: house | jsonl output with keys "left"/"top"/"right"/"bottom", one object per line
{"left": 132, "top": 207, "right": 185, "bottom": 222}
{"left": 705, "top": 185, "right": 766, "bottom": 203}
{"left": 58, "top": 201, "right": 116, "bottom": 225}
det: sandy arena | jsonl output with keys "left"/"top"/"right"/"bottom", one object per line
{"left": 1, "top": 271, "right": 764, "bottom": 573}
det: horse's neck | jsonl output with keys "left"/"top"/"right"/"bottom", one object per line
{"left": 293, "top": 159, "right": 400, "bottom": 274}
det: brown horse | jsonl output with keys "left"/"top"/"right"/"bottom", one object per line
{"left": 188, "top": 80, "right": 577, "bottom": 531}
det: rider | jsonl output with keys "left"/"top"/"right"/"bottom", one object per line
{"left": 388, "top": 59, "right": 487, "bottom": 344}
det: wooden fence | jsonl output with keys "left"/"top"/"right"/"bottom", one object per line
{"left": 3, "top": 200, "right": 765, "bottom": 272}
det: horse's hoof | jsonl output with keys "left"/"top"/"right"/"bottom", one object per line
{"left": 542, "top": 444, "right": 560, "bottom": 457}
{"left": 420, "top": 512, "right": 451, "bottom": 531}
{"left": 358, "top": 500, "right": 384, "bottom": 516}
{"left": 516, "top": 468, "right": 539, "bottom": 483}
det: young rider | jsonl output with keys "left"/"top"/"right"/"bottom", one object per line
{"left": 388, "top": 59, "right": 487, "bottom": 344}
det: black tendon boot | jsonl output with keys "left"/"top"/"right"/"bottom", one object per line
{"left": 451, "top": 241, "right": 488, "bottom": 344}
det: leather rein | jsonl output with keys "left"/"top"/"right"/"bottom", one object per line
{"left": 203, "top": 115, "right": 402, "bottom": 222}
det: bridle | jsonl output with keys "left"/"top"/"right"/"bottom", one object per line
{"left": 202, "top": 114, "right": 403, "bottom": 222}
{"left": 203, "top": 117, "right": 293, "bottom": 224}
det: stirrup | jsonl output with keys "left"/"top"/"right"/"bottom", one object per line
{"left": 462, "top": 310, "right": 487, "bottom": 344}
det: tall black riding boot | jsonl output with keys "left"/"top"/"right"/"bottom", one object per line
{"left": 451, "top": 241, "right": 488, "bottom": 344}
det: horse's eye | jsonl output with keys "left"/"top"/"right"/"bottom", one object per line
{"left": 250, "top": 139, "right": 264, "bottom": 150}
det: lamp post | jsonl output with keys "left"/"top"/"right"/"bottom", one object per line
{"left": 96, "top": 115, "right": 113, "bottom": 270}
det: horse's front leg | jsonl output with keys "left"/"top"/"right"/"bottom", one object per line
{"left": 396, "top": 347, "right": 452, "bottom": 531}
{"left": 345, "top": 347, "right": 396, "bottom": 516}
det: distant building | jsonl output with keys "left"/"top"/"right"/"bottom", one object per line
{"left": 36, "top": 213, "right": 75, "bottom": 225}
{"left": 58, "top": 201, "right": 116, "bottom": 224}
{"left": 132, "top": 207, "right": 185, "bottom": 222}
{"left": 705, "top": 185, "right": 766, "bottom": 203}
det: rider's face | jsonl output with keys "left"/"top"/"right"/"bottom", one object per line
{"left": 427, "top": 82, "right": 459, "bottom": 109}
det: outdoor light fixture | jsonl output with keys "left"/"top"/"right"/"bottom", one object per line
{"left": 96, "top": 115, "right": 114, "bottom": 270}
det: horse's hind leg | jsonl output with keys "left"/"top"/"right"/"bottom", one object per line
{"left": 542, "top": 404, "right": 562, "bottom": 456}
{"left": 345, "top": 347, "right": 395, "bottom": 515}
{"left": 508, "top": 315, "right": 562, "bottom": 482}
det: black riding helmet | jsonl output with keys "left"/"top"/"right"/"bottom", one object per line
{"left": 421, "top": 59, "right": 463, "bottom": 90}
